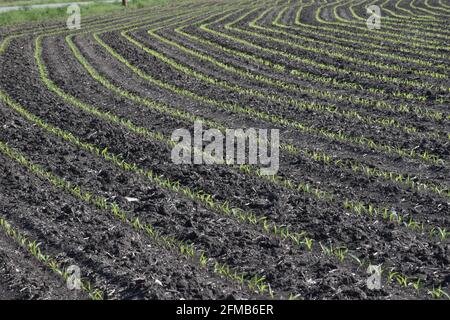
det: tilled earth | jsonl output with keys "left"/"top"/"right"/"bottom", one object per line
{"left": 0, "top": 0, "right": 449, "bottom": 300}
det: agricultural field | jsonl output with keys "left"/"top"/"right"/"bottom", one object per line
{"left": 0, "top": 0, "right": 449, "bottom": 301}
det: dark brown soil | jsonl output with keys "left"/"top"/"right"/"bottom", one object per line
{"left": 0, "top": 0, "right": 448, "bottom": 300}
